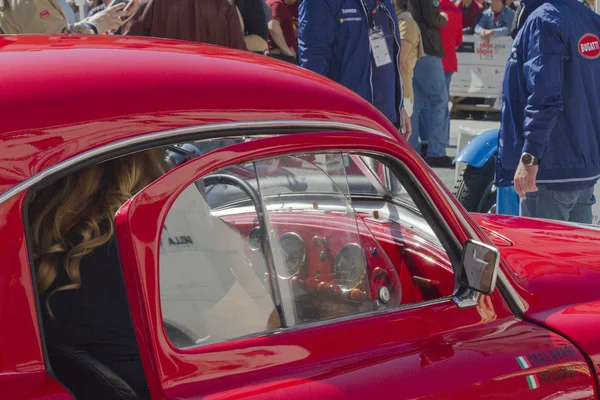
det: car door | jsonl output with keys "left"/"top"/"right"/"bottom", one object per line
{"left": 115, "top": 131, "right": 597, "bottom": 399}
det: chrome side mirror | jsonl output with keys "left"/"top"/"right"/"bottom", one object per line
{"left": 459, "top": 240, "right": 500, "bottom": 294}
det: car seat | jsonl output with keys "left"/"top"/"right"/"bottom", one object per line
{"left": 48, "top": 344, "right": 141, "bottom": 400}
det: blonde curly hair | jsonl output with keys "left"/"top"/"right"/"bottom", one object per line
{"left": 29, "top": 148, "right": 166, "bottom": 315}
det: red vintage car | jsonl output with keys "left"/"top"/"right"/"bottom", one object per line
{"left": 2, "top": 35, "right": 600, "bottom": 400}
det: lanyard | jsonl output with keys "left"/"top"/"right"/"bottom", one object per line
{"left": 359, "top": 0, "right": 385, "bottom": 31}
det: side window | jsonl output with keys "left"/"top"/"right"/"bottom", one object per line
{"left": 159, "top": 151, "right": 455, "bottom": 348}
{"left": 159, "top": 152, "right": 403, "bottom": 347}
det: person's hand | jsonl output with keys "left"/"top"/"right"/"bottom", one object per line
{"left": 514, "top": 162, "right": 539, "bottom": 199}
{"left": 86, "top": 2, "right": 133, "bottom": 34}
{"left": 123, "top": 0, "right": 140, "bottom": 17}
{"left": 401, "top": 107, "right": 412, "bottom": 140}
{"left": 481, "top": 29, "right": 494, "bottom": 40}
{"left": 477, "top": 295, "right": 496, "bottom": 323}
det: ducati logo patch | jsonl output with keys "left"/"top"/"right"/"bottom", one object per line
{"left": 0, "top": 0, "right": 7, "bottom": 11}
{"left": 578, "top": 33, "right": 600, "bottom": 59}
{"left": 40, "top": 10, "right": 51, "bottom": 19}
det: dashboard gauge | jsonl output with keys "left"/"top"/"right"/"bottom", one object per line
{"left": 278, "top": 232, "right": 306, "bottom": 279}
{"left": 334, "top": 244, "right": 367, "bottom": 291}
{"left": 247, "top": 227, "right": 261, "bottom": 251}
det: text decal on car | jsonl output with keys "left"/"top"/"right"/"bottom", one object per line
{"left": 516, "top": 346, "right": 578, "bottom": 390}
{"left": 578, "top": 34, "right": 600, "bottom": 59}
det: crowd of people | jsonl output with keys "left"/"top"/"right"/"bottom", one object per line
{"left": 2, "top": 0, "right": 600, "bottom": 223}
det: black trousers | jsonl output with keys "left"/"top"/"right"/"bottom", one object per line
{"left": 267, "top": 53, "right": 299, "bottom": 65}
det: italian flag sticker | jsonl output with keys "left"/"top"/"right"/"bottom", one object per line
{"left": 526, "top": 374, "right": 540, "bottom": 390}
{"left": 516, "top": 356, "right": 531, "bottom": 369}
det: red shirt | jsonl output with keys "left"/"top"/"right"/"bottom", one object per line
{"left": 266, "top": 0, "right": 298, "bottom": 51}
{"left": 441, "top": 0, "right": 463, "bottom": 73}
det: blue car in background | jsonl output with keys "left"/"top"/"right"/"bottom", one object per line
{"left": 453, "top": 128, "right": 520, "bottom": 216}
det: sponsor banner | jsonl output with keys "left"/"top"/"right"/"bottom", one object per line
{"left": 450, "top": 35, "right": 513, "bottom": 99}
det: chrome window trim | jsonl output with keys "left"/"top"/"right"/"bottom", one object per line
{"left": 0, "top": 120, "right": 386, "bottom": 206}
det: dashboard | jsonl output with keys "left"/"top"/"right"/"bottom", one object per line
{"left": 213, "top": 199, "right": 455, "bottom": 324}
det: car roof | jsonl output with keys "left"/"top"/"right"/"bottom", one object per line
{"left": 0, "top": 35, "right": 400, "bottom": 198}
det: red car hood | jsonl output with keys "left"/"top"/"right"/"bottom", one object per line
{"left": 473, "top": 214, "right": 600, "bottom": 378}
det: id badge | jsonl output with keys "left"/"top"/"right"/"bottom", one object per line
{"left": 369, "top": 28, "right": 392, "bottom": 68}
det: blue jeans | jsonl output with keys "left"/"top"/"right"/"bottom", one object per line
{"left": 409, "top": 55, "right": 449, "bottom": 157}
{"left": 520, "top": 185, "right": 596, "bottom": 224}
{"left": 444, "top": 72, "right": 453, "bottom": 90}
{"left": 418, "top": 72, "right": 453, "bottom": 152}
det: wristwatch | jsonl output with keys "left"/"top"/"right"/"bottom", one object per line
{"left": 521, "top": 152, "right": 541, "bottom": 166}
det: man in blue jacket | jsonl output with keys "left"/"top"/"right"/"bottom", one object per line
{"left": 498, "top": 0, "right": 600, "bottom": 223}
{"left": 298, "top": 0, "right": 411, "bottom": 138}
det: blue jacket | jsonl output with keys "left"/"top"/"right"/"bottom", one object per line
{"left": 497, "top": 0, "right": 600, "bottom": 187}
{"left": 474, "top": 7, "right": 516, "bottom": 37}
{"left": 298, "top": 0, "right": 403, "bottom": 125}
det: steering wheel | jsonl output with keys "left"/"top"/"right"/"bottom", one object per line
{"left": 202, "top": 173, "right": 274, "bottom": 272}
{"left": 202, "top": 174, "right": 265, "bottom": 233}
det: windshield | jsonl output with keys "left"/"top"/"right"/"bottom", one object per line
{"left": 204, "top": 155, "right": 386, "bottom": 209}
{"left": 165, "top": 139, "right": 416, "bottom": 210}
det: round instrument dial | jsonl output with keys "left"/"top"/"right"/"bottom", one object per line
{"left": 247, "top": 227, "right": 261, "bottom": 251}
{"left": 334, "top": 244, "right": 367, "bottom": 291}
{"left": 278, "top": 232, "right": 306, "bottom": 279}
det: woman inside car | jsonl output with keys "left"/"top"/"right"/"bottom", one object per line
{"left": 29, "top": 149, "right": 166, "bottom": 398}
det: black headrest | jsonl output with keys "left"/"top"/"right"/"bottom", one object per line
{"left": 48, "top": 345, "right": 141, "bottom": 400}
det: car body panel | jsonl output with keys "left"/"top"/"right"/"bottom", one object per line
{"left": 473, "top": 213, "right": 600, "bottom": 385}
{"left": 0, "top": 35, "right": 399, "bottom": 197}
{"left": 0, "top": 194, "right": 74, "bottom": 395}
{"left": 116, "top": 133, "right": 597, "bottom": 399}
{"left": 1, "top": 373, "right": 73, "bottom": 400}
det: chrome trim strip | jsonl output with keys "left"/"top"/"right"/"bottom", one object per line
{"left": 0, "top": 120, "right": 386, "bottom": 206}
{"left": 453, "top": 291, "right": 480, "bottom": 308}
